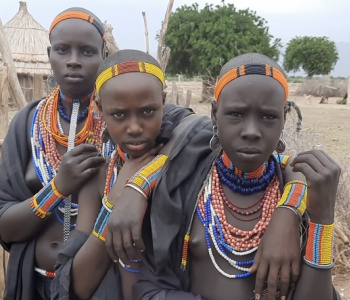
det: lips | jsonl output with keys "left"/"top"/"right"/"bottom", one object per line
{"left": 65, "top": 73, "right": 83, "bottom": 78}
{"left": 236, "top": 147, "right": 261, "bottom": 155}
{"left": 124, "top": 140, "right": 148, "bottom": 152}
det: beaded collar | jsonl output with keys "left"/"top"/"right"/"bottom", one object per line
{"left": 59, "top": 91, "right": 92, "bottom": 103}
{"left": 217, "top": 153, "right": 276, "bottom": 195}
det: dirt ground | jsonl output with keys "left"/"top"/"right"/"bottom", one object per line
{"left": 1, "top": 84, "right": 349, "bottom": 299}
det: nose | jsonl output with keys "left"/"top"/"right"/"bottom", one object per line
{"left": 241, "top": 118, "right": 261, "bottom": 140}
{"left": 126, "top": 118, "right": 143, "bottom": 136}
{"left": 66, "top": 51, "right": 82, "bottom": 69}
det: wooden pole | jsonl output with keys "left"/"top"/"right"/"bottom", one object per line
{"left": 0, "top": 65, "right": 9, "bottom": 140}
{"left": 33, "top": 74, "right": 43, "bottom": 101}
{"left": 142, "top": 12, "right": 150, "bottom": 54}
{"left": 171, "top": 81, "right": 177, "bottom": 104}
{"left": 157, "top": 0, "right": 175, "bottom": 71}
{"left": 185, "top": 90, "right": 192, "bottom": 108}
{"left": 0, "top": 16, "right": 27, "bottom": 109}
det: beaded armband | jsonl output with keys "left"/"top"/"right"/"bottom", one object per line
{"left": 276, "top": 180, "right": 307, "bottom": 215}
{"left": 92, "top": 196, "right": 114, "bottom": 242}
{"left": 126, "top": 154, "right": 168, "bottom": 199}
{"left": 30, "top": 178, "right": 66, "bottom": 219}
{"left": 304, "top": 220, "right": 335, "bottom": 269}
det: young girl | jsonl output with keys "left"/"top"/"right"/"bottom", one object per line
{"left": 0, "top": 8, "right": 109, "bottom": 300}
{"left": 132, "top": 53, "right": 341, "bottom": 300}
{"left": 51, "top": 49, "right": 194, "bottom": 300}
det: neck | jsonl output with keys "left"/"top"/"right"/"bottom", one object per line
{"left": 222, "top": 151, "right": 267, "bottom": 179}
{"left": 59, "top": 90, "right": 93, "bottom": 116}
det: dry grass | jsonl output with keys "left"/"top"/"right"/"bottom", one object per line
{"left": 295, "top": 78, "right": 347, "bottom": 98}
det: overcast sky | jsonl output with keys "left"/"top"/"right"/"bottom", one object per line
{"left": 1, "top": 0, "right": 349, "bottom": 75}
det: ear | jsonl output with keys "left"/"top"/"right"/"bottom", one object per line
{"left": 96, "top": 99, "right": 102, "bottom": 114}
{"left": 283, "top": 104, "right": 288, "bottom": 125}
{"left": 162, "top": 91, "right": 167, "bottom": 104}
{"left": 47, "top": 46, "right": 51, "bottom": 59}
{"left": 211, "top": 99, "right": 218, "bottom": 127}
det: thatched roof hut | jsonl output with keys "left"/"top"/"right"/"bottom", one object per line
{"left": 0, "top": 2, "right": 51, "bottom": 102}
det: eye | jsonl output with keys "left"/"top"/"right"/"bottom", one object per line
{"left": 143, "top": 109, "right": 154, "bottom": 116}
{"left": 82, "top": 48, "right": 96, "bottom": 56}
{"left": 230, "top": 112, "right": 243, "bottom": 118}
{"left": 55, "top": 47, "right": 68, "bottom": 54}
{"left": 262, "top": 115, "right": 276, "bottom": 120}
{"left": 113, "top": 112, "right": 124, "bottom": 119}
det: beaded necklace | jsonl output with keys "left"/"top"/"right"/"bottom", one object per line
{"left": 216, "top": 152, "right": 276, "bottom": 195}
{"left": 57, "top": 98, "right": 89, "bottom": 123}
{"left": 30, "top": 87, "right": 114, "bottom": 241}
{"left": 196, "top": 165, "right": 280, "bottom": 278}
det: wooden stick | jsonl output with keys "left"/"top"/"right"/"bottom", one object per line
{"left": 0, "top": 65, "right": 9, "bottom": 139}
{"left": 142, "top": 12, "right": 150, "bottom": 54}
{"left": 0, "top": 16, "right": 27, "bottom": 109}
{"left": 157, "top": 0, "right": 174, "bottom": 71}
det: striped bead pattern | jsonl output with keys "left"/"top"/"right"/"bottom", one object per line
{"left": 277, "top": 180, "right": 307, "bottom": 215}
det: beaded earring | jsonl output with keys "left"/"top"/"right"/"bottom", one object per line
{"left": 275, "top": 130, "right": 286, "bottom": 153}
{"left": 209, "top": 125, "right": 220, "bottom": 151}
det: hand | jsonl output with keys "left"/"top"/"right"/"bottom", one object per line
{"left": 105, "top": 145, "right": 162, "bottom": 264}
{"left": 54, "top": 144, "right": 105, "bottom": 196}
{"left": 290, "top": 150, "right": 341, "bottom": 224}
{"left": 251, "top": 208, "right": 300, "bottom": 300}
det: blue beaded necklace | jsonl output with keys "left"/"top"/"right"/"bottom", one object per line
{"left": 57, "top": 97, "right": 89, "bottom": 123}
{"left": 216, "top": 153, "right": 275, "bottom": 195}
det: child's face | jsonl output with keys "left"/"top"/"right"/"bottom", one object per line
{"left": 213, "top": 75, "right": 285, "bottom": 172}
{"left": 49, "top": 19, "right": 104, "bottom": 98}
{"left": 99, "top": 72, "right": 164, "bottom": 158}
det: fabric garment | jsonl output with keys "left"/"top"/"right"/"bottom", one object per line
{"left": 51, "top": 103, "right": 194, "bottom": 300}
{"left": 132, "top": 115, "right": 341, "bottom": 300}
{"left": 51, "top": 230, "right": 122, "bottom": 300}
{"left": 0, "top": 100, "right": 40, "bottom": 300}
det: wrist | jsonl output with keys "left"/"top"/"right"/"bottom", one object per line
{"left": 308, "top": 213, "right": 334, "bottom": 225}
{"left": 53, "top": 175, "right": 70, "bottom": 197}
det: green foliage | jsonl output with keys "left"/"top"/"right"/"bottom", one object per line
{"left": 283, "top": 36, "right": 339, "bottom": 78}
{"left": 336, "top": 98, "right": 347, "bottom": 105}
{"left": 163, "top": 3, "right": 281, "bottom": 77}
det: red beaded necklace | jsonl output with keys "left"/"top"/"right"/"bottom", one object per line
{"left": 197, "top": 166, "right": 280, "bottom": 252}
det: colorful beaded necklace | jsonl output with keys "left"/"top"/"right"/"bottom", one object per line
{"left": 30, "top": 87, "right": 114, "bottom": 241}
{"left": 103, "top": 148, "right": 141, "bottom": 273}
{"left": 181, "top": 153, "right": 280, "bottom": 279}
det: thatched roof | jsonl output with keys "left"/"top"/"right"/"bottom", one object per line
{"left": 0, "top": 2, "right": 51, "bottom": 75}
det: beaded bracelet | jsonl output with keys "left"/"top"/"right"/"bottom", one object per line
{"left": 126, "top": 154, "right": 168, "bottom": 198}
{"left": 30, "top": 178, "right": 66, "bottom": 219}
{"left": 92, "top": 196, "right": 114, "bottom": 242}
{"left": 118, "top": 258, "right": 142, "bottom": 273}
{"left": 304, "top": 220, "right": 335, "bottom": 269}
{"left": 276, "top": 180, "right": 307, "bottom": 215}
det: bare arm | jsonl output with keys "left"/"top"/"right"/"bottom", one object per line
{"left": 290, "top": 150, "right": 340, "bottom": 300}
{"left": 0, "top": 144, "right": 104, "bottom": 243}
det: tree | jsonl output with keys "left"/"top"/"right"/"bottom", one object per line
{"left": 163, "top": 3, "right": 281, "bottom": 78}
{"left": 283, "top": 36, "right": 339, "bottom": 78}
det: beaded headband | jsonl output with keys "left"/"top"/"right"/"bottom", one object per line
{"left": 214, "top": 64, "right": 289, "bottom": 102}
{"left": 49, "top": 11, "right": 105, "bottom": 39}
{"left": 95, "top": 61, "right": 165, "bottom": 96}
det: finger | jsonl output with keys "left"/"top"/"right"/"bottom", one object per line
{"left": 250, "top": 246, "right": 262, "bottom": 274}
{"left": 291, "top": 153, "right": 326, "bottom": 174}
{"left": 105, "top": 228, "right": 118, "bottom": 262}
{"left": 254, "top": 261, "right": 268, "bottom": 299}
{"left": 131, "top": 223, "right": 146, "bottom": 253}
{"left": 80, "top": 167, "right": 101, "bottom": 180}
{"left": 114, "top": 231, "right": 130, "bottom": 267}
{"left": 267, "top": 264, "right": 279, "bottom": 300}
{"left": 68, "top": 143, "right": 99, "bottom": 156}
{"left": 291, "top": 257, "right": 300, "bottom": 284}
{"left": 122, "top": 229, "right": 139, "bottom": 261}
{"left": 279, "top": 264, "right": 291, "bottom": 298}
{"left": 78, "top": 156, "right": 106, "bottom": 170}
